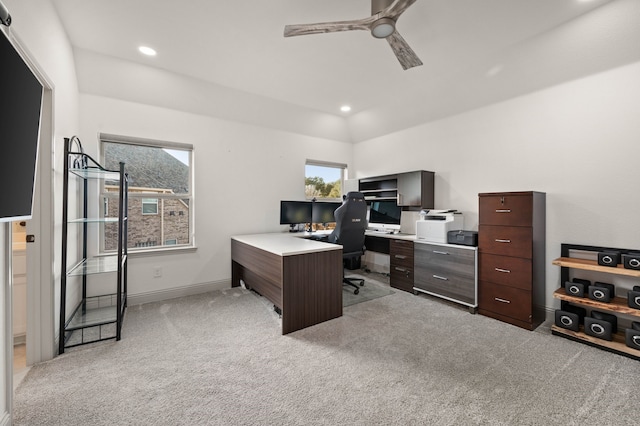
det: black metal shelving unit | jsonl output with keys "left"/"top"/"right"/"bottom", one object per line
{"left": 59, "top": 136, "right": 129, "bottom": 354}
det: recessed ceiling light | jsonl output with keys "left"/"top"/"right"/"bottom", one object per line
{"left": 138, "top": 46, "right": 157, "bottom": 56}
{"left": 340, "top": 105, "right": 352, "bottom": 113}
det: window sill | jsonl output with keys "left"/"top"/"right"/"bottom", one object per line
{"left": 101, "top": 245, "right": 198, "bottom": 258}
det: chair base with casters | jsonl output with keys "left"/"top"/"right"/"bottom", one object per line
{"left": 342, "top": 254, "right": 364, "bottom": 294}
{"left": 343, "top": 275, "right": 364, "bottom": 294}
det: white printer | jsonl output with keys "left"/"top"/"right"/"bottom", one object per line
{"left": 416, "top": 210, "right": 464, "bottom": 243}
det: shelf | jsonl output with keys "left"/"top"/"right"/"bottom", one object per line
{"left": 69, "top": 167, "right": 120, "bottom": 180}
{"left": 65, "top": 295, "right": 120, "bottom": 331}
{"left": 360, "top": 188, "right": 398, "bottom": 194}
{"left": 61, "top": 137, "right": 128, "bottom": 354}
{"left": 552, "top": 257, "right": 640, "bottom": 278}
{"left": 68, "top": 217, "right": 119, "bottom": 224}
{"left": 67, "top": 255, "right": 125, "bottom": 276}
{"left": 364, "top": 196, "right": 398, "bottom": 201}
{"left": 551, "top": 324, "right": 640, "bottom": 360}
{"left": 553, "top": 288, "right": 640, "bottom": 317}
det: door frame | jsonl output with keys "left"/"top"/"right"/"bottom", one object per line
{"left": 1, "top": 26, "right": 57, "bottom": 423}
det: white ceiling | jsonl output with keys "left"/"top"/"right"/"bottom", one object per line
{"left": 50, "top": 0, "right": 640, "bottom": 142}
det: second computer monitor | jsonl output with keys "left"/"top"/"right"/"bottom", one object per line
{"left": 312, "top": 201, "right": 342, "bottom": 224}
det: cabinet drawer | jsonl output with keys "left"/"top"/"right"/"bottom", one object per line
{"left": 390, "top": 239, "right": 414, "bottom": 268}
{"left": 415, "top": 242, "right": 475, "bottom": 271}
{"left": 479, "top": 253, "right": 531, "bottom": 291}
{"left": 390, "top": 267, "right": 413, "bottom": 292}
{"left": 414, "top": 266, "right": 475, "bottom": 305}
{"left": 479, "top": 281, "right": 532, "bottom": 322}
{"left": 478, "top": 225, "right": 532, "bottom": 258}
{"left": 479, "top": 193, "right": 532, "bottom": 226}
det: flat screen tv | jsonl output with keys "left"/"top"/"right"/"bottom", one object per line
{"left": 368, "top": 200, "right": 402, "bottom": 231}
{"left": 0, "top": 29, "right": 43, "bottom": 222}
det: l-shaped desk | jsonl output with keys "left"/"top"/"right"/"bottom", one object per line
{"left": 231, "top": 231, "right": 478, "bottom": 335}
{"left": 231, "top": 233, "right": 343, "bottom": 334}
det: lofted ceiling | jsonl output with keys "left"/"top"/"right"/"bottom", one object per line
{"left": 50, "top": 0, "right": 640, "bottom": 142}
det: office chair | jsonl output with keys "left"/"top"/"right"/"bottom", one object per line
{"left": 329, "top": 192, "right": 367, "bottom": 294}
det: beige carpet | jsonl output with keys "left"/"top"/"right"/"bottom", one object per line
{"left": 13, "top": 279, "right": 640, "bottom": 425}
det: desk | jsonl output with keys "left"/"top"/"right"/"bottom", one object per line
{"left": 231, "top": 233, "right": 343, "bottom": 334}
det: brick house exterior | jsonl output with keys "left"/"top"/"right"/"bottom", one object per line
{"left": 102, "top": 142, "right": 190, "bottom": 250}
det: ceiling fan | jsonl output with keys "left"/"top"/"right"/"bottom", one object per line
{"left": 284, "top": 0, "right": 422, "bottom": 70}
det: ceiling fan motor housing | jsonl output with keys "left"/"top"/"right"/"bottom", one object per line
{"left": 372, "top": 0, "right": 394, "bottom": 15}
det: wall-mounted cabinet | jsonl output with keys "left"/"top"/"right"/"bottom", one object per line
{"left": 359, "top": 170, "right": 434, "bottom": 208}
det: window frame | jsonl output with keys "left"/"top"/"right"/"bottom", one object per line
{"left": 99, "top": 133, "right": 195, "bottom": 254}
{"left": 305, "top": 159, "right": 347, "bottom": 201}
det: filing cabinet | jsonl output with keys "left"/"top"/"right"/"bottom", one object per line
{"left": 478, "top": 191, "right": 546, "bottom": 330}
{"left": 414, "top": 241, "right": 478, "bottom": 311}
{"left": 390, "top": 239, "right": 414, "bottom": 293}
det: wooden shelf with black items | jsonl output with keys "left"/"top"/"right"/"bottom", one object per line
{"left": 551, "top": 243, "right": 640, "bottom": 361}
{"left": 59, "top": 136, "right": 129, "bottom": 354}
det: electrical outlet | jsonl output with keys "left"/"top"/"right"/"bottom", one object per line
{"left": 153, "top": 267, "right": 162, "bottom": 278}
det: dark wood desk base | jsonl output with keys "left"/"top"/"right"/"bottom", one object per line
{"left": 231, "top": 239, "right": 343, "bottom": 334}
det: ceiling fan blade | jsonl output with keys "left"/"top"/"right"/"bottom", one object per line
{"left": 384, "top": 0, "right": 418, "bottom": 20}
{"left": 386, "top": 31, "right": 423, "bottom": 70}
{"left": 284, "top": 17, "right": 375, "bottom": 37}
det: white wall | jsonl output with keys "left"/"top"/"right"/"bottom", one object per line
{"left": 78, "top": 94, "right": 353, "bottom": 301}
{"left": 353, "top": 60, "right": 640, "bottom": 309}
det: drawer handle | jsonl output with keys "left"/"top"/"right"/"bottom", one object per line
{"left": 494, "top": 268, "right": 511, "bottom": 273}
{"left": 395, "top": 267, "right": 410, "bottom": 277}
{"left": 433, "top": 250, "right": 449, "bottom": 255}
{"left": 433, "top": 274, "right": 448, "bottom": 281}
{"left": 495, "top": 239, "right": 511, "bottom": 243}
{"left": 495, "top": 209, "right": 511, "bottom": 213}
{"left": 495, "top": 297, "right": 511, "bottom": 304}
{"left": 394, "top": 255, "right": 407, "bottom": 260}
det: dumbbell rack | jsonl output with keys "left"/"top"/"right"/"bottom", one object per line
{"left": 552, "top": 243, "right": 640, "bottom": 361}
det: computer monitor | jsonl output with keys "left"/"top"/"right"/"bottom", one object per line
{"left": 312, "top": 201, "right": 342, "bottom": 224}
{"left": 280, "top": 201, "right": 312, "bottom": 225}
{"left": 368, "top": 200, "right": 402, "bottom": 231}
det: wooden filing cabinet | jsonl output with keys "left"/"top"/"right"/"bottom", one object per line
{"left": 389, "top": 239, "right": 414, "bottom": 293}
{"left": 414, "top": 241, "right": 478, "bottom": 312}
{"left": 478, "top": 191, "right": 546, "bottom": 330}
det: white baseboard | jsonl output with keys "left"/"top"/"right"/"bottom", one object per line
{"left": 128, "top": 279, "right": 231, "bottom": 306}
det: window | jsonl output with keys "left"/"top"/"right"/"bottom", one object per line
{"left": 142, "top": 198, "right": 158, "bottom": 215}
{"left": 305, "top": 160, "right": 346, "bottom": 200}
{"left": 100, "top": 133, "right": 194, "bottom": 252}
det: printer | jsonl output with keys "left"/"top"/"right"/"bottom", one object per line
{"left": 416, "top": 210, "right": 464, "bottom": 244}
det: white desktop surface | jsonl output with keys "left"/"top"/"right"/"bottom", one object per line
{"left": 231, "top": 233, "right": 341, "bottom": 257}
{"left": 364, "top": 230, "right": 417, "bottom": 242}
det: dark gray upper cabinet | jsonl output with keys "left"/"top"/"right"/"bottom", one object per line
{"left": 397, "top": 170, "right": 434, "bottom": 208}
{"left": 358, "top": 170, "right": 434, "bottom": 209}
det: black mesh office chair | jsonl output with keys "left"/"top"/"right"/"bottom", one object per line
{"left": 329, "top": 192, "right": 367, "bottom": 294}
